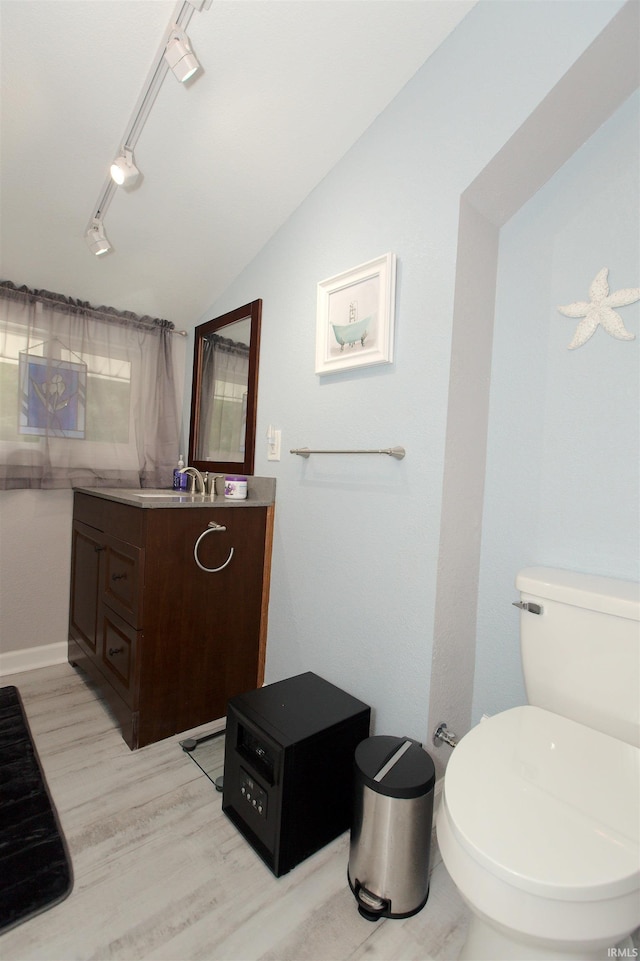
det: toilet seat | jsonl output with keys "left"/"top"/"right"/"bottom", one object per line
{"left": 443, "top": 706, "right": 640, "bottom": 903}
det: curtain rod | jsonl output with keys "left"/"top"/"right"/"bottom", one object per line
{"left": 0, "top": 283, "right": 188, "bottom": 336}
{"left": 33, "top": 294, "right": 189, "bottom": 337}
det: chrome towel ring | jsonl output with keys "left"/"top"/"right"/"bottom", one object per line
{"left": 194, "top": 521, "right": 234, "bottom": 573}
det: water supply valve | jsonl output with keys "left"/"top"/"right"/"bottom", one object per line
{"left": 432, "top": 722, "right": 459, "bottom": 749}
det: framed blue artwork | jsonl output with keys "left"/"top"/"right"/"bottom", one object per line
{"left": 19, "top": 353, "right": 87, "bottom": 438}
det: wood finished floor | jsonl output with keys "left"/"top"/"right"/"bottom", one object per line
{"left": 0, "top": 664, "right": 469, "bottom": 961}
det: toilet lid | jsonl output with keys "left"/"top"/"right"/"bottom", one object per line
{"left": 443, "top": 706, "right": 640, "bottom": 901}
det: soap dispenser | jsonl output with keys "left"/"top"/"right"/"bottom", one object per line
{"left": 173, "top": 454, "right": 186, "bottom": 490}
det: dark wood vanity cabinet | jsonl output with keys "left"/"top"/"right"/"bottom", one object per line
{"left": 68, "top": 491, "right": 274, "bottom": 749}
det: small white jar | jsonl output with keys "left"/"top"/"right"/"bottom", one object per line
{"left": 224, "top": 475, "right": 248, "bottom": 500}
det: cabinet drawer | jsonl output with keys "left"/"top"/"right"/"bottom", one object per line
{"left": 74, "top": 492, "right": 144, "bottom": 545}
{"left": 99, "top": 606, "right": 140, "bottom": 708}
{"left": 103, "top": 535, "right": 144, "bottom": 628}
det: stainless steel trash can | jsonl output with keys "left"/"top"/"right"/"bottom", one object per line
{"left": 348, "top": 735, "right": 435, "bottom": 921}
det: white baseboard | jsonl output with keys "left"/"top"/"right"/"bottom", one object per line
{"left": 0, "top": 641, "right": 68, "bottom": 678}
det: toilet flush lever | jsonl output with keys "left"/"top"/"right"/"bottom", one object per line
{"left": 512, "top": 601, "right": 543, "bottom": 615}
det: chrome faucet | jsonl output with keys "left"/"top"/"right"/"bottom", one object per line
{"left": 178, "top": 466, "right": 206, "bottom": 493}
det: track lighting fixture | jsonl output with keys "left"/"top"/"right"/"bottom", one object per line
{"left": 85, "top": 219, "right": 111, "bottom": 256}
{"left": 164, "top": 27, "right": 200, "bottom": 82}
{"left": 86, "top": 0, "right": 210, "bottom": 257}
{"left": 110, "top": 148, "right": 140, "bottom": 187}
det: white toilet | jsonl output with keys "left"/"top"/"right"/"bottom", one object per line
{"left": 437, "top": 567, "right": 639, "bottom": 961}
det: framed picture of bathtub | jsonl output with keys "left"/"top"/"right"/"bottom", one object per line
{"left": 315, "top": 252, "right": 397, "bottom": 375}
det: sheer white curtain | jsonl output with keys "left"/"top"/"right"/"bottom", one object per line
{"left": 0, "top": 283, "right": 182, "bottom": 489}
{"left": 198, "top": 335, "right": 249, "bottom": 462}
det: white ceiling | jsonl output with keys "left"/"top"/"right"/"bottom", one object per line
{"left": 0, "top": 0, "right": 475, "bottom": 326}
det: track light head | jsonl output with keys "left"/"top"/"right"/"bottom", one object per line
{"left": 110, "top": 148, "right": 140, "bottom": 187}
{"left": 164, "top": 28, "right": 200, "bottom": 82}
{"left": 85, "top": 219, "right": 112, "bottom": 256}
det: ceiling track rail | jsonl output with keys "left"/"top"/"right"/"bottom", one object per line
{"left": 87, "top": 0, "right": 208, "bottom": 234}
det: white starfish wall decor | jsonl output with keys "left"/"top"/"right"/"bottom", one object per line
{"left": 557, "top": 268, "right": 639, "bottom": 349}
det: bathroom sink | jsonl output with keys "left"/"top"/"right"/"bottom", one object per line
{"left": 108, "top": 488, "right": 213, "bottom": 501}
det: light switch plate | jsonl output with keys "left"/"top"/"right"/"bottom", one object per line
{"left": 267, "top": 429, "right": 281, "bottom": 461}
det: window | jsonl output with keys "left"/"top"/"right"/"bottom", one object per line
{"left": 0, "top": 284, "right": 183, "bottom": 490}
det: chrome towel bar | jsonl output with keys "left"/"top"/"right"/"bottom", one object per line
{"left": 290, "top": 446, "right": 406, "bottom": 459}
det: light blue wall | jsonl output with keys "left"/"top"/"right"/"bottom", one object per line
{"left": 473, "top": 90, "right": 640, "bottom": 721}
{"left": 184, "top": 1, "right": 628, "bottom": 739}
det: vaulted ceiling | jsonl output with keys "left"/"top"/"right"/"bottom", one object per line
{"left": 0, "top": 0, "right": 476, "bottom": 325}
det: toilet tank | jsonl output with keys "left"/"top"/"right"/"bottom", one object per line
{"left": 516, "top": 567, "right": 640, "bottom": 747}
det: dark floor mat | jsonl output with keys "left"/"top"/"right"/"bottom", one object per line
{"left": 0, "top": 686, "right": 73, "bottom": 934}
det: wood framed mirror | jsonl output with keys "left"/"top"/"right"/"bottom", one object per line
{"left": 188, "top": 299, "right": 262, "bottom": 476}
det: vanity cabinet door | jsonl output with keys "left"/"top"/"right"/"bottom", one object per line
{"left": 69, "top": 496, "right": 146, "bottom": 748}
{"left": 69, "top": 519, "right": 104, "bottom": 657}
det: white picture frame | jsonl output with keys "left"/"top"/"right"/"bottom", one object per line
{"left": 315, "top": 252, "right": 396, "bottom": 375}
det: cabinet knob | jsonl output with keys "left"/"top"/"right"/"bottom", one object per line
{"left": 111, "top": 572, "right": 127, "bottom": 581}
{"left": 108, "top": 647, "right": 123, "bottom": 656}
{"left": 94, "top": 544, "right": 105, "bottom": 552}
